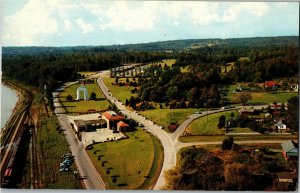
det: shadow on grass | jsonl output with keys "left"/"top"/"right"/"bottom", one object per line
{"left": 117, "top": 183, "right": 128, "bottom": 186}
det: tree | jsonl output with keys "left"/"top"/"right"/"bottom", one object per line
{"left": 222, "top": 136, "right": 234, "bottom": 150}
{"left": 218, "top": 115, "right": 226, "bottom": 129}
{"left": 239, "top": 92, "right": 252, "bottom": 106}
{"left": 66, "top": 95, "right": 73, "bottom": 101}
{"left": 224, "top": 163, "right": 250, "bottom": 190}
{"left": 166, "top": 86, "right": 178, "bottom": 100}
{"left": 90, "top": 92, "right": 96, "bottom": 100}
{"left": 286, "top": 96, "right": 298, "bottom": 132}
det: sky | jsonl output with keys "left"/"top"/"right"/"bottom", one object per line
{"left": 2, "top": 0, "right": 299, "bottom": 46}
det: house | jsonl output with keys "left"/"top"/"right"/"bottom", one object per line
{"left": 289, "top": 84, "right": 298, "bottom": 92}
{"left": 281, "top": 140, "right": 298, "bottom": 160}
{"left": 238, "top": 107, "right": 255, "bottom": 116}
{"left": 117, "top": 121, "right": 130, "bottom": 132}
{"left": 277, "top": 172, "right": 295, "bottom": 183}
{"left": 102, "top": 111, "right": 125, "bottom": 130}
{"left": 74, "top": 119, "right": 87, "bottom": 133}
{"left": 264, "top": 81, "right": 277, "bottom": 88}
{"left": 275, "top": 121, "right": 287, "bottom": 131}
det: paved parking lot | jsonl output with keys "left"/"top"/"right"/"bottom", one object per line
{"left": 67, "top": 113, "right": 125, "bottom": 146}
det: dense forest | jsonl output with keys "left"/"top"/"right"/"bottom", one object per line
{"left": 2, "top": 36, "right": 299, "bottom": 94}
{"left": 163, "top": 147, "right": 297, "bottom": 191}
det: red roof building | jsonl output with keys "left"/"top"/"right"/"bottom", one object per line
{"left": 102, "top": 111, "right": 124, "bottom": 121}
{"left": 102, "top": 111, "right": 125, "bottom": 130}
{"left": 264, "top": 81, "right": 277, "bottom": 88}
{"left": 117, "top": 121, "right": 130, "bottom": 132}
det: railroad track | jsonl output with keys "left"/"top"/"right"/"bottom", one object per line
{"left": 0, "top": 99, "right": 32, "bottom": 187}
{"left": 28, "top": 112, "right": 41, "bottom": 189}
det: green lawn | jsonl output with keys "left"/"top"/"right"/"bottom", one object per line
{"left": 87, "top": 129, "right": 161, "bottom": 189}
{"left": 146, "top": 59, "right": 176, "bottom": 67}
{"left": 229, "top": 91, "right": 298, "bottom": 104}
{"left": 103, "top": 78, "right": 138, "bottom": 104}
{"left": 38, "top": 111, "right": 80, "bottom": 188}
{"left": 139, "top": 108, "right": 198, "bottom": 132}
{"left": 179, "top": 134, "right": 298, "bottom": 143}
{"left": 59, "top": 83, "right": 110, "bottom": 114}
{"left": 186, "top": 111, "right": 255, "bottom": 135}
{"left": 78, "top": 71, "right": 98, "bottom": 77}
{"left": 221, "top": 62, "right": 235, "bottom": 74}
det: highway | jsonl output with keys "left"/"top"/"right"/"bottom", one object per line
{"left": 53, "top": 85, "right": 106, "bottom": 190}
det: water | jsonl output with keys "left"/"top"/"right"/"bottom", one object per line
{"left": 1, "top": 83, "right": 19, "bottom": 129}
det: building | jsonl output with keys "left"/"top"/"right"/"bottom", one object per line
{"left": 275, "top": 122, "right": 287, "bottom": 132}
{"left": 264, "top": 81, "right": 277, "bottom": 88}
{"left": 74, "top": 119, "right": 87, "bottom": 133}
{"left": 117, "top": 121, "right": 130, "bottom": 132}
{"left": 102, "top": 111, "right": 125, "bottom": 130}
{"left": 281, "top": 140, "right": 298, "bottom": 160}
{"left": 239, "top": 107, "right": 255, "bottom": 116}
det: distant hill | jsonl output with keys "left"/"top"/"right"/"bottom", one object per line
{"left": 3, "top": 36, "right": 298, "bottom": 55}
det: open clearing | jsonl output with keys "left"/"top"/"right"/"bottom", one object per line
{"left": 58, "top": 83, "right": 110, "bottom": 114}
{"left": 186, "top": 110, "right": 254, "bottom": 135}
{"left": 140, "top": 108, "right": 198, "bottom": 132}
{"left": 229, "top": 92, "right": 298, "bottom": 104}
{"left": 87, "top": 129, "right": 163, "bottom": 189}
{"left": 103, "top": 78, "right": 138, "bottom": 104}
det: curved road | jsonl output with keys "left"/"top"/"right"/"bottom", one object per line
{"left": 53, "top": 70, "right": 282, "bottom": 190}
{"left": 96, "top": 73, "right": 176, "bottom": 190}
{"left": 96, "top": 72, "right": 285, "bottom": 190}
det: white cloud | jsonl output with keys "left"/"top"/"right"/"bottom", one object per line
{"left": 63, "top": 19, "right": 72, "bottom": 32}
{"left": 221, "top": 2, "right": 269, "bottom": 22}
{"left": 3, "top": 0, "right": 58, "bottom": 45}
{"left": 2, "top": 1, "right": 273, "bottom": 46}
{"left": 98, "top": 1, "right": 160, "bottom": 31}
{"left": 75, "top": 18, "right": 94, "bottom": 34}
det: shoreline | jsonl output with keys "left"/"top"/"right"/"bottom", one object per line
{"left": 1, "top": 80, "right": 24, "bottom": 131}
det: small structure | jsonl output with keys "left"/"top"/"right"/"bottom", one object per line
{"left": 289, "top": 84, "right": 298, "bottom": 92}
{"left": 264, "top": 81, "right": 277, "bottom": 88}
{"left": 102, "top": 111, "right": 125, "bottom": 130}
{"left": 281, "top": 140, "right": 298, "bottom": 160}
{"left": 117, "top": 121, "right": 130, "bottom": 132}
{"left": 76, "top": 86, "right": 89, "bottom": 101}
{"left": 74, "top": 119, "right": 87, "bottom": 132}
{"left": 275, "top": 122, "right": 287, "bottom": 131}
{"left": 239, "top": 107, "right": 255, "bottom": 116}
{"left": 277, "top": 172, "right": 295, "bottom": 183}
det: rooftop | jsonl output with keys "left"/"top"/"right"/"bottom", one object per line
{"left": 102, "top": 111, "right": 124, "bottom": 121}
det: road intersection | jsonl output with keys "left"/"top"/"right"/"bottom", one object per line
{"left": 53, "top": 69, "right": 285, "bottom": 190}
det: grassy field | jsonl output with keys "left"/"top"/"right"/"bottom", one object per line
{"left": 59, "top": 83, "right": 110, "bottom": 114}
{"left": 78, "top": 71, "right": 98, "bottom": 77}
{"left": 139, "top": 108, "right": 198, "bottom": 132}
{"left": 186, "top": 111, "right": 255, "bottom": 135}
{"left": 36, "top": 102, "right": 80, "bottom": 188}
{"left": 87, "top": 129, "right": 162, "bottom": 189}
{"left": 221, "top": 62, "right": 235, "bottom": 74}
{"left": 179, "top": 134, "right": 298, "bottom": 143}
{"left": 103, "top": 78, "right": 138, "bottom": 104}
{"left": 229, "top": 91, "right": 298, "bottom": 104}
{"left": 146, "top": 59, "right": 176, "bottom": 67}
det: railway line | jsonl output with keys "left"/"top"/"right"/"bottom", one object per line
{"left": 0, "top": 99, "right": 32, "bottom": 187}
